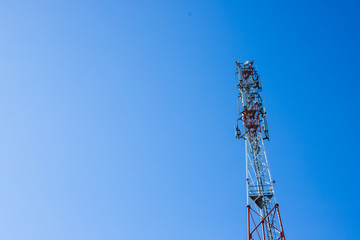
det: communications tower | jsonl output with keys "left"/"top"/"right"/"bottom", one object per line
{"left": 234, "top": 60, "right": 285, "bottom": 240}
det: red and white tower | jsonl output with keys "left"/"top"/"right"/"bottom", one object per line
{"left": 235, "top": 61, "right": 285, "bottom": 240}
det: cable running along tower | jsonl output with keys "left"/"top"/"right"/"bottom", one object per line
{"left": 235, "top": 61, "right": 285, "bottom": 240}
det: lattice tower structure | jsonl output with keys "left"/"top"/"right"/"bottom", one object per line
{"left": 234, "top": 60, "right": 285, "bottom": 240}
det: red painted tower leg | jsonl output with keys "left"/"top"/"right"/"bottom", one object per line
{"left": 276, "top": 204, "right": 286, "bottom": 240}
{"left": 247, "top": 205, "right": 251, "bottom": 240}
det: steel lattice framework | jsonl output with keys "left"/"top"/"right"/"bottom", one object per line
{"left": 234, "top": 60, "right": 285, "bottom": 240}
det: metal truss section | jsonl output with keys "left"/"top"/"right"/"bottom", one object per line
{"left": 235, "top": 61, "right": 285, "bottom": 240}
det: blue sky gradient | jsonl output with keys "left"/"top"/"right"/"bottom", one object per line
{"left": 0, "top": 0, "right": 359, "bottom": 239}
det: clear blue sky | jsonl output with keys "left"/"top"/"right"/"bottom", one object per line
{"left": 0, "top": 0, "right": 359, "bottom": 239}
